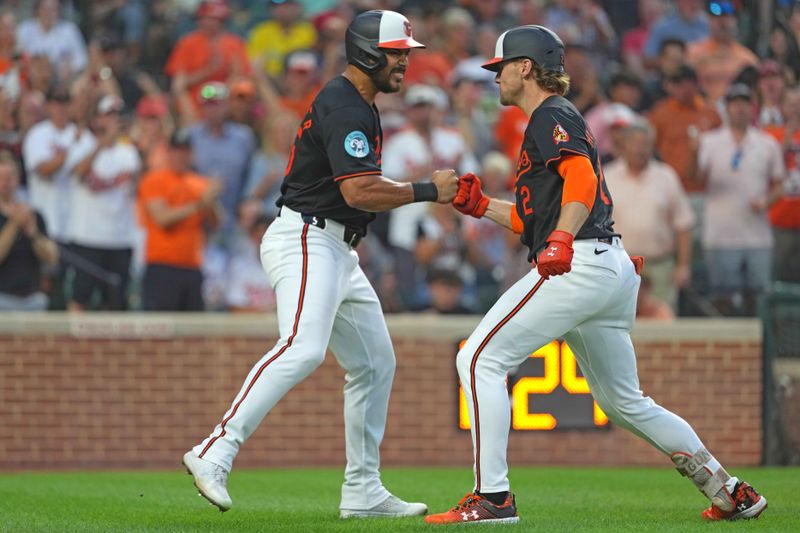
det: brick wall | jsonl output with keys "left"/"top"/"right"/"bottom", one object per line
{"left": 0, "top": 314, "right": 762, "bottom": 470}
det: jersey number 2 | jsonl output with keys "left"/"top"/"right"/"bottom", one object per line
{"left": 520, "top": 186, "right": 533, "bottom": 215}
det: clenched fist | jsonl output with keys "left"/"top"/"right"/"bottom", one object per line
{"left": 536, "top": 230, "right": 574, "bottom": 279}
{"left": 432, "top": 169, "right": 458, "bottom": 203}
{"left": 452, "top": 173, "right": 489, "bottom": 218}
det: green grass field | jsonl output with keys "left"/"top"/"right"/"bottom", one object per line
{"left": 0, "top": 466, "right": 797, "bottom": 532}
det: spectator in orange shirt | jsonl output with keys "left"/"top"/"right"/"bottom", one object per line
{"left": 686, "top": 1, "right": 757, "bottom": 104}
{"left": 165, "top": 0, "right": 250, "bottom": 110}
{"left": 756, "top": 60, "right": 786, "bottom": 128}
{"left": 137, "top": 130, "right": 223, "bottom": 311}
{"left": 0, "top": 10, "right": 16, "bottom": 79}
{"left": 649, "top": 64, "right": 721, "bottom": 193}
{"left": 278, "top": 50, "right": 320, "bottom": 120}
{"left": 764, "top": 86, "right": 800, "bottom": 283}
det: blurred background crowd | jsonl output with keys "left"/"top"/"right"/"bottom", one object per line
{"left": 0, "top": 0, "right": 798, "bottom": 318}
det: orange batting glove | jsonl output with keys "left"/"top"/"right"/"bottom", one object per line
{"left": 536, "top": 230, "right": 574, "bottom": 279}
{"left": 452, "top": 173, "right": 489, "bottom": 218}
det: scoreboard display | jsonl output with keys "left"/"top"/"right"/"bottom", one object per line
{"left": 458, "top": 340, "right": 609, "bottom": 431}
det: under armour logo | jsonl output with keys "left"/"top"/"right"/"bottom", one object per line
{"left": 546, "top": 246, "right": 558, "bottom": 257}
{"left": 461, "top": 510, "right": 480, "bottom": 521}
{"left": 738, "top": 503, "right": 748, "bottom": 511}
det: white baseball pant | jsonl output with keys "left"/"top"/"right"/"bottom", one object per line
{"left": 457, "top": 237, "right": 716, "bottom": 493}
{"left": 194, "top": 206, "right": 395, "bottom": 510}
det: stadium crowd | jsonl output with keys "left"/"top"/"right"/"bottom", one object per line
{"left": 0, "top": 0, "right": 798, "bottom": 317}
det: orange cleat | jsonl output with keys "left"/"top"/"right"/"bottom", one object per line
{"left": 424, "top": 492, "right": 519, "bottom": 525}
{"left": 701, "top": 481, "right": 767, "bottom": 520}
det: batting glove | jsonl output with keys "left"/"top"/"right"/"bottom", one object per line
{"left": 452, "top": 173, "right": 489, "bottom": 218}
{"left": 536, "top": 230, "right": 574, "bottom": 279}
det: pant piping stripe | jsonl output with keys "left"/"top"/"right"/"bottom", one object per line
{"left": 199, "top": 224, "right": 310, "bottom": 458}
{"left": 470, "top": 277, "right": 545, "bottom": 492}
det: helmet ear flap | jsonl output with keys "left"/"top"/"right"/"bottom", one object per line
{"left": 345, "top": 27, "right": 387, "bottom": 75}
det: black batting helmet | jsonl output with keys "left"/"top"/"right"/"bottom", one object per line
{"left": 345, "top": 10, "right": 425, "bottom": 75}
{"left": 482, "top": 25, "right": 565, "bottom": 73}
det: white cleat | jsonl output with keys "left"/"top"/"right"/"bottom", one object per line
{"left": 182, "top": 451, "right": 232, "bottom": 512}
{"left": 340, "top": 494, "right": 428, "bottom": 518}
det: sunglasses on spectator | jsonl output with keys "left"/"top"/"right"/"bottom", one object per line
{"left": 200, "top": 84, "right": 229, "bottom": 102}
{"left": 731, "top": 149, "right": 743, "bottom": 171}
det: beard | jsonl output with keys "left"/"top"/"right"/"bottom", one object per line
{"left": 372, "top": 66, "right": 405, "bottom": 93}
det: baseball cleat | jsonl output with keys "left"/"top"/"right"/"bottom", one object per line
{"left": 425, "top": 492, "right": 519, "bottom": 525}
{"left": 182, "top": 451, "right": 232, "bottom": 512}
{"left": 340, "top": 494, "right": 428, "bottom": 518}
{"left": 701, "top": 481, "right": 767, "bottom": 520}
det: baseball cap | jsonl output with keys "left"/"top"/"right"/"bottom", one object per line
{"left": 286, "top": 50, "right": 318, "bottom": 72}
{"left": 169, "top": 129, "right": 192, "bottom": 149}
{"left": 405, "top": 84, "right": 449, "bottom": 109}
{"left": 758, "top": 59, "right": 782, "bottom": 78}
{"left": 666, "top": 64, "right": 698, "bottom": 83}
{"left": 451, "top": 61, "right": 495, "bottom": 86}
{"left": 136, "top": 95, "right": 168, "bottom": 118}
{"left": 229, "top": 79, "right": 256, "bottom": 98}
{"left": 708, "top": 1, "right": 736, "bottom": 16}
{"left": 196, "top": 0, "right": 230, "bottom": 20}
{"left": 199, "top": 82, "right": 229, "bottom": 103}
{"left": 46, "top": 85, "right": 71, "bottom": 102}
{"left": 97, "top": 94, "right": 124, "bottom": 115}
{"left": 725, "top": 83, "right": 753, "bottom": 102}
{"left": 606, "top": 103, "right": 636, "bottom": 129}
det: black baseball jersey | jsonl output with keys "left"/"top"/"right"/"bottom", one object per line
{"left": 514, "top": 95, "right": 617, "bottom": 261}
{"left": 277, "top": 76, "right": 383, "bottom": 233}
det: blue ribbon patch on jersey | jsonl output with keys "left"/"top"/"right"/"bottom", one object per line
{"left": 344, "top": 131, "right": 370, "bottom": 158}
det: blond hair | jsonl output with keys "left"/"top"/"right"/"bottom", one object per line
{"left": 530, "top": 62, "right": 570, "bottom": 96}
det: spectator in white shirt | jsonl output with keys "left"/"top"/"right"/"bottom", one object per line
{"left": 603, "top": 120, "right": 695, "bottom": 311}
{"left": 15, "top": 0, "right": 88, "bottom": 81}
{"left": 696, "top": 84, "right": 785, "bottom": 315}
{"left": 381, "top": 84, "right": 479, "bottom": 308}
{"left": 66, "top": 95, "right": 142, "bottom": 311}
{"left": 21, "top": 85, "right": 88, "bottom": 244}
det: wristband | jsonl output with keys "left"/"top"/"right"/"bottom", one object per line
{"left": 411, "top": 182, "right": 438, "bottom": 203}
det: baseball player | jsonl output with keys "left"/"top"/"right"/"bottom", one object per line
{"left": 182, "top": 10, "right": 458, "bottom": 517}
{"left": 425, "top": 26, "right": 767, "bottom": 525}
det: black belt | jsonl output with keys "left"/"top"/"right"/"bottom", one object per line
{"left": 277, "top": 208, "right": 364, "bottom": 248}
{"left": 597, "top": 237, "right": 614, "bottom": 244}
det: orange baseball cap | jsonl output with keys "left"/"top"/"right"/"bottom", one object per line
{"left": 196, "top": 0, "right": 230, "bottom": 20}
{"left": 230, "top": 79, "right": 256, "bottom": 98}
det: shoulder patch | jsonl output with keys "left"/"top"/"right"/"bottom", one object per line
{"left": 344, "top": 131, "right": 370, "bottom": 158}
{"left": 552, "top": 123, "right": 569, "bottom": 144}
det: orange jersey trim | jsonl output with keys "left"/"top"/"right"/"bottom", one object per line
{"left": 333, "top": 171, "right": 381, "bottom": 182}
{"left": 510, "top": 204, "right": 524, "bottom": 234}
{"left": 557, "top": 154, "right": 597, "bottom": 211}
